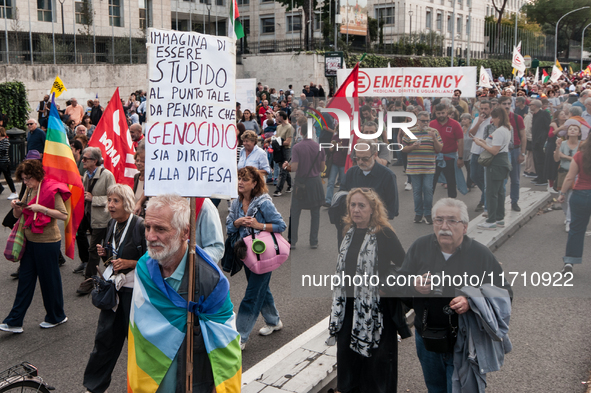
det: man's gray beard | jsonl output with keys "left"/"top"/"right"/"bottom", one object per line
{"left": 147, "top": 238, "right": 183, "bottom": 267}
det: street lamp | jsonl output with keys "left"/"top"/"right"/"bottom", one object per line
{"left": 555, "top": 6, "right": 590, "bottom": 62}
{"left": 206, "top": 0, "right": 212, "bottom": 35}
{"left": 408, "top": 10, "right": 413, "bottom": 38}
{"left": 582, "top": 22, "right": 591, "bottom": 71}
{"left": 58, "top": 0, "right": 65, "bottom": 46}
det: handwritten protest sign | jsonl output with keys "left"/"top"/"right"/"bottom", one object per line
{"left": 236, "top": 78, "right": 257, "bottom": 113}
{"left": 144, "top": 28, "right": 238, "bottom": 198}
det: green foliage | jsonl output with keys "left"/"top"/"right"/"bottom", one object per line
{"left": 37, "top": 35, "right": 73, "bottom": 64}
{"left": 343, "top": 53, "right": 555, "bottom": 78}
{"left": 0, "top": 81, "right": 30, "bottom": 130}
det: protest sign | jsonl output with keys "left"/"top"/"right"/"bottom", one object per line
{"left": 236, "top": 78, "right": 257, "bottom": 113}
{"left": 144, "top": 28, "right": 238, "bottom": 198}
{"left": 336, "top": 67, "right": 477, "bottom": 97}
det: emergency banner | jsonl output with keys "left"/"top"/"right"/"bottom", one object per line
{"left": 336, "top": 67, "right": 477, "bottom": 98}
{"left": 144, "top": 28, "right": 238, "bottom": 198}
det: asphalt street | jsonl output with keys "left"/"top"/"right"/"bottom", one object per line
{"left": 0, "top": 163, "right": 590, "bottom": 392}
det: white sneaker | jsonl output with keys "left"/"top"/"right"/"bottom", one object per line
{"left": 259, "top": 320, "right": 283, "bottom": 336}
{"left": 477, "top": 222, "right": 497, "bottom": 230}
{"left": 240, "top": 342, "right": 246, "bottom": 351}
{"left": 0, "top": 323, "right": 23, "bottom": 333}
{"left": 565, "top": 222, "right": 570, "bottom": 232}
{"left": 7, "top": 192, "right": 18, "bottom": 200}
{"left": 39, "top": 317, "right": 68, "bottom": 329}
{"left": 404, "top": 182, "right": 412, "bottom": 191}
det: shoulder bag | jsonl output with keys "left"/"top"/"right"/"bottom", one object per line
{"left": 4, "top": 183, "right": 41, "bottom": 262}
{"left": 478, "top": 129, "right": 510, "bottom": 167}
{"left": 241, "top": 209, "right": 290, "bottom": 275}
{"left": 420, "top": 303, "right": 457, "bottom": 353}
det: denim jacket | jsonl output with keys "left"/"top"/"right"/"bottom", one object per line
{"left": 226, "top": 193, "right": 287, "bottom": 239}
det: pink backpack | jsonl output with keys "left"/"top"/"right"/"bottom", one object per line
{"left": 241, "top": 231, "right": 290, "bottom": 274}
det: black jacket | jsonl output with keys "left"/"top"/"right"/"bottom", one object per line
{"left": 398, "top": 234, "right": 512, "bottom": 334}
{"left": 531, "top": 109, "right": 551, "bottom": 145}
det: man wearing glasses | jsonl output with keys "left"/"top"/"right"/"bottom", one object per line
{"left": 26, "top": 119, "right": 46, "bottom": 154}
{"left": 398, "top": 198, "right": 512, "bottom": 392}
{"left": 402, "top": 111, "right": 443, "bottom": 224}
{"left": 73, "top": 147, "right": 116, "bottom": 296}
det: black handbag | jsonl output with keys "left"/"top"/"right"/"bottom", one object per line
{"left": 90, "top": 275, "right": 118, "bottom": 310}
{"left": 420, "top": 305, "right": 456, "bottom": 353}
{"left": 221, "top": 231, "right": 243, "bottom": 276}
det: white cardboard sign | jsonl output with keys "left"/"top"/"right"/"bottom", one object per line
{"left": 144, "top": 28, "right": 238, "bottom": 198}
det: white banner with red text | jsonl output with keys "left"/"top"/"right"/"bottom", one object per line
{"left": 144, "top": 28, "right": 238, "bottom": 198}
{"left": 337, "top": 67, "right": 477, "bottom": 98}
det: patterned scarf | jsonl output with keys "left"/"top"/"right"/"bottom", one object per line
{"left": 327, "top": 227, "right": 382, "bottom": 357}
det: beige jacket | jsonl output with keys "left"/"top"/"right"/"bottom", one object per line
{"left": 83, "top": 166, "right": 116, "bottom": 229}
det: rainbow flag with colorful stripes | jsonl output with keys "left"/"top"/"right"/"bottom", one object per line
{"left": 42, "top": 97, "right": 84, "bottom": 259}
{"left": 127, "top": 246, "right": 241, "bottom": 393}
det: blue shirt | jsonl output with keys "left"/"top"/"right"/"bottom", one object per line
{"left": 27, "top": 128, "right": 46, "bottom": 154}
{"left": 237, "top": 145, "right": 271, "bottom": 174}
{"left": 163, "top": 246, "right": 189, "bottom": 291}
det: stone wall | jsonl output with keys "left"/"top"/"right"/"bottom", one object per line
{"left": 0, "top": 52, "right": 328, "bottom": 120}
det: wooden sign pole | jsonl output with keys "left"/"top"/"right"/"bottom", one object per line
{"left": 186, "top": 197, "right": 197, "bottom": 393}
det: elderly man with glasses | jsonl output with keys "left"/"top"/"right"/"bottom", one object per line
{"left": 73, "top": 147, "right": 116, "bottom": 295}
{"left": 402, "top": 111, "right": 443, "bottom": 224}
{"left": 26, "top": 119, "right": 46, "bottom": 154}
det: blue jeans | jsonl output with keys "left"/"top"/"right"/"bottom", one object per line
{"left": 509, "top": 148, "right": 521, "bottom": 204}
{"left": 410, "top": 174, "right": 434, "bottom": 217}
{"left": 470, "top": 154, "right": 485, "bottom": 204}
{"left": 564, "top": 189, "right": 591, "bottom": 265}
{"left": 236, "top": 266, "right": 280, "bottom": 343}
{"left": 415, "top": 334, "right": 454, "bottom": 393}
{"left": 325, "top": 164, "right": 345, "bottom": 204}
{"left": 273, "top": 162, "right": 280, "bottom": 184}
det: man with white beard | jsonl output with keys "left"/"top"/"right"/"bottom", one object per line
{"left": 127, "top": 194, "right": 241, "bottom": 392}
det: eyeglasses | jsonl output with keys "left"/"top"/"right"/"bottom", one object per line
{"left": 418, "top": 119, "right": 430, "bottom": 123}
{"left": 81, "top": 156, "right": 94, "bottom": 161}
{"left": 27, "top": 123, "right": 35, "bottom": 126}
{"left": 22, "top": 176, "right": 32, "bottom": 182}
{"left": 356, "top": 156, "right": 373, "bottom": 163}
{"left": 433, "top": 218, "right": 464, "bottom": 226}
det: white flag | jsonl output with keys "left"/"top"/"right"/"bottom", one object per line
{"left": 479, "top": 66, "right": 492, "bottom": 88}
{"left": 516, "top": 41, "right": 522, "bottom": 53}
{"left": 533, "top": 67, "right": 539, "bottom": 84}
{"left": 512, "top": 46, "right": 526, "bottom": 74}
{"left": 550, "top": 65, "right": 562, "bottom": 83}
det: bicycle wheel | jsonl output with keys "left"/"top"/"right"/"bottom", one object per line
{"left": 0, "top": 380, "right": 50, "bottom": 393}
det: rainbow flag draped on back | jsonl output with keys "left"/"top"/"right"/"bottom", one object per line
{"left": 42, "top": 98, "right": 84, "bottom": 259}
{"left": 127, "top": 246, "right": 241, "bottom": 393}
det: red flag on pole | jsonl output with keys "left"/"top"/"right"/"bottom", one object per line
{"left": 88, "top": 88, "right": 138, "bottom": 187}
{"left": 326, "top": 62, "right": 360, "bottom": 172}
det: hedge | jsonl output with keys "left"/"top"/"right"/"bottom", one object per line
{"left": 0, "top": 81, "right": 30, "bottom": 130}
{"left": 344, "top": 53, "right": 554, "bottom": 79}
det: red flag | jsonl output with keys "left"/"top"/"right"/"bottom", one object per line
{"left": 326, "top": 63, "right": 360, "bottom": 172}
{"left": 88, "top": 88, "right": 138, "bottom": 187}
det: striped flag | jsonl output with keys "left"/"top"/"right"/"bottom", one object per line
{"left": 542, "top": 69, "right": 550, "bottom": 83}
{"left": 128, "top": 246, "right": 241, "bottom": 393}
{"left": 42, "top": 98, "right": 84, "bottom": 259}
{"left": 228, "top": 0, "right": 244, "bottom": 39}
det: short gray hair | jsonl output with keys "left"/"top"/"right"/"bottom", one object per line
{"left": 432, "top": 198, "right": 469, "bottom": 224}
{"left": 354, "top": 138, "right": 379, "bottom": 155}
{"left": 585, "top": 97, "right": 591, "bottom": 105}
{"left": 105, "top": 184, "right": 135, "bottom": 214}
{"left": 417, "top": 111, "right": 430, "bottom": 119}
{"left": 83, "top": 146, "right": 103, "bottom": 165}
{"left": 145, "top": 194, "right": 190, "bottom": 235}
{"left": 460, "top": 113, "right": 472, "bottom": 121}
{"left": 530, "top": 99, "right": 542, "bottom": 108}
{"left": 569, "top": 106, "right": 583, "bottom": 117}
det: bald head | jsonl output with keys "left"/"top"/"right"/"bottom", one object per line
{"left": 129, "top": 124, "right": 143, "bottom": 142}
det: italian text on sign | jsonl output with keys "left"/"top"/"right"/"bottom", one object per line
{"left": 144, "top": 28, "right": 238, "bottom": 198}
{"left": 336, "top": 67, "right": 477, "bottom": 98}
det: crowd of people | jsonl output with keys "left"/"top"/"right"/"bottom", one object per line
{"left": 0, "top": 74, "right": 589, "bottom": 393}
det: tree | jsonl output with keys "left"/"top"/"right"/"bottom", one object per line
{"left": 275, "top": 0, "right": 321, "bottom": 50}
{"left": 525, "top": 0, "right": 591, "bottom": 59}
{"left": 491, "top": 0, "right": 509, "bottom": 43}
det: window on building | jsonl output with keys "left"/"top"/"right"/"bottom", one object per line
{"left": 37, "top": 0, "right": 52, "bottom": 22}
{"left": 447, "top": 14, "right": 451, "bottom": 33}
{"left": 261, "top": 0, "right": 273, "bottom": 3}
{"left": 314, "top": 12, "right": 320, "bottom": 30}
{"left": 457, "top": 17, "right": 461, "bottom": 34}
{"left": 237, "top": 0, "right": 248, "bottom": 4}
{"left": 436, "top": 12, "right": 442, "bottom": 30}
{"left": 260, "top": 16, "right": 274, "bottom": 33}
{"left": 139, "top": 0, "right": 152, "bottom": 29}
{"left": 242, "top": 18, "right": 250, "bottom": 35}
{"left": 1, "top": 0, "right": 13, "bottom": 19}
{"left": 75, "top": 0, "right": 90, "bottom": 24}
{"left": 375, "top": 6, "right": 395, "bottom": 25}
{"left": 216, "top": 0, "right": 224, "bottom": 6}
{"left": 426, "top": 8, "right": 432, "bottom": 29}
{"left": 287, "top": 14, "right": 302, "bottom": 31}
{"left": 109, "top": 0, "right": 122, "bottom": 27}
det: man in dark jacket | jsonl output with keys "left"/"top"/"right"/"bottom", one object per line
{"left": 397, "top": 198, "right": 512, "bottom": 392}
{"left": 90, "top": 99, "right": 104, "bottom": 127}
{"left": 529, "top": 99, "right": 551, "bottom": 186}
{"left": 26, "top": 119, "right": 46, "bottom": 154}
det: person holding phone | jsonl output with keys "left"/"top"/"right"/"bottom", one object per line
{"left": 468, "top": 100, "right": 492, "bottom": 212}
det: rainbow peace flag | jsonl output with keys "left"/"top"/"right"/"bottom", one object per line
{"left": 127, "top": 246, "right": 241, "bottom": 393}
{"left": 42, "top": 98, "right": 84, "bottom": 259}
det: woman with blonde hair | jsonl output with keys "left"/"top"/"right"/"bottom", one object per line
{"left": 328, "top": 187, "right": 409, "bottom": 393}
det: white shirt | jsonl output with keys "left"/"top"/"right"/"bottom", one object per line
{"left": 487, "top": 126, "right": 511, "bottom": 153}
{"left": 470, "top": 116, "right": 491, "bottom": 155}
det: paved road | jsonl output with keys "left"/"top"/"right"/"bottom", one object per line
{"left": 0, "top": 165, "right": 590, "bottom": 392}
